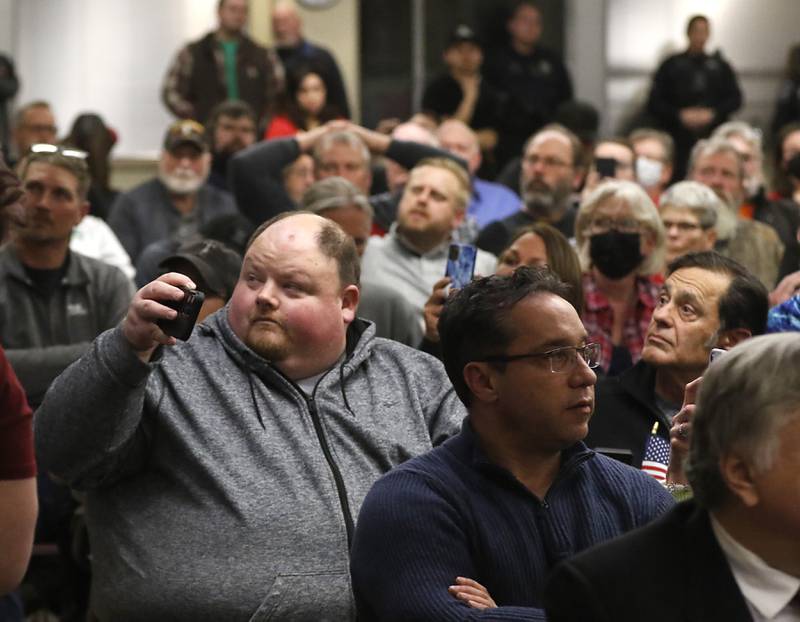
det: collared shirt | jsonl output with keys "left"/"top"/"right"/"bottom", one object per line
{"left": 469, "top": 178, "right": 521, "bottom": 229}
{"left": 710, "top": 515, "right": 800, "bottom": 621}
{"left": 582, "top": 272, "right": 660, "bottom": 375}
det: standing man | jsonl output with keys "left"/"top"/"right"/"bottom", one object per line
{"left": 485, "top": 1, "right": 573, "bottom": 167}
{"left": 351, "top": 267, "right": 672, "bottom": 619}
{"left": 162, "top": 0, "right": 284, "bottom": 127}
{"left": 271, "top": 0, "right": 350, "bottom": 118}
{"left": 35, "top": 212, "right": 464, "bottom": 620}
{"left": 647, "top": 15, "right": 742, "bottom": 181}
{"left": 546, "top": 333, "right": 800, "bottom": 622}
{"left": 477, "top": 124, "right": 584, "bottom": 255}
{"left": 108, "top": 119, "right": 238, "bottom": 263}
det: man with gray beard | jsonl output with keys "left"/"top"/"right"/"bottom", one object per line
{"left": 109, "top": 119, "right": 238, "bottom": 263}
{"left": 476, "top": 123, "right": 584, "bottom": 256}
{"left": 688, "top": 138, "right": 784, "bottom": 288}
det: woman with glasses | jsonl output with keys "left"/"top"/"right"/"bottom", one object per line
{"left": 658, "top": 181, "right": 719, "bottom": 264}
{"left": 575, "top": 180, "right": 666, "bottom": 376}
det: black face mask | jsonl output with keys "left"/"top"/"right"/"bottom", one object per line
{"left": 589, "top": 231, "right": 643, "bottom": 280}
{"left": 786, "top": 153, "right": 800, "bottom": 181}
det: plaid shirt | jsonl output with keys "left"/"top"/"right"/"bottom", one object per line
{"left": 582, "top": 273, "right": 661, "bottom": 374}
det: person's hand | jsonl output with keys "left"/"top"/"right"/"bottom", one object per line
{"left": 122, "top": 273, "right": 197, "bottom": 363}
{"left": 448, "top": 577, "right": 497, "bottom": 609}
{"left": 455, "top": 74, "right": 480, "bottom": 100}
{"left": 769, "top": 270, "right": 800, "bottom": 307}
{"left": 375, "top": 117, "right": 402, "bottom": 135}
{"left": 667, "top": 376, "right": 702, "bottom": 484}
{"left": 423, "top": 277, "right": 451, "bottom": 343}
{"left": 295, "top": 124, "right": 332, "bottom": 153}
{"left": 334, "top": 121, "right": 391, "bottom": 154}
{"left": 679, "top": 107, "right": 713, "bottom": 131}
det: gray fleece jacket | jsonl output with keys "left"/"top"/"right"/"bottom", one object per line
{"left": 35, "top": 311, "right": 465, "bottom": 621}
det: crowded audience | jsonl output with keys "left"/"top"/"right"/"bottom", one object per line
{"left": 2, "top": 1, "right": 800, "bottom": 620}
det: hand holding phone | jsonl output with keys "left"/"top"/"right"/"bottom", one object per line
{"left": 445, "top": 244, "right": 477, "bottom": 290}
{"left": 157, "top": 288, "right": 205, "bottom": 341}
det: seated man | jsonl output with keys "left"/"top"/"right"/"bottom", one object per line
{"left": 688, "top": 138, "right": 785, "bottom": 288}
{"left": 629, "top": 128, "right": 674, "bottom": 204}
{"left": 350, "top": 267, "right": 673, "bottom": 619}
{"left": 545, "top": 333, "right": 800, "bottom": 621}
{"left": 360, "top": 157, "right": 496, "bottom": 319}
{"left": 300, "top": 176, "right": 423, "bottom": 346}
{"left": 587, "top": 251, "right": 768, "bottom": 469}
{"left": 108, "top": 119, "right": 238, "bottom": 263}
{"left": 436, "top": 119, "right": 520, "bottom": 232}
{"left": 476, "top": 124, "right": 584, "bottom": 255}
{"left": 35, "top": 212, "right": 464, "bottom": 619}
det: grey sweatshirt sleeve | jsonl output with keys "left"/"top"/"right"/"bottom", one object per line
{"left": 34, "top": 327, "right": 155, "bottom": 490}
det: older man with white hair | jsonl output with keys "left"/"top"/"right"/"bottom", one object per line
{"left": 688, "top": 138, "right": 785, "bottom": 288}
{"left": 546, "top": 332, "right": 800, "bottom": 621}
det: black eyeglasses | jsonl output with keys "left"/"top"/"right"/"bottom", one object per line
{"left": 29, "top": 143, "right": 88, "bottom": 160}
{"left": 481, "top": 343, "right": 601, "bottom": 374}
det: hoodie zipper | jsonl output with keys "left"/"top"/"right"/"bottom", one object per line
{"left": 306, "top": 395, "right": 355, "bottom": 549}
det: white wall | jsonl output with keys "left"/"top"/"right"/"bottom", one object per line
{"left": 14, "top": 0, "right": 218, "bottom": 158}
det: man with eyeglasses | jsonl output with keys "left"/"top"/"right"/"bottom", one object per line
{"left": 350, "top": 267, "right": 673, "bottom": 619}
{"left": 108, "top": 119, "right": 238, "bottom": 263}
{"left": 587, "top": 251, "right": 767, "bottom": 471}
{"left": 476, "top": 124, "right": 584, "bottom": 256}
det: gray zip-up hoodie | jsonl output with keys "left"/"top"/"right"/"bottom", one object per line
{"left": 35, "top": 310, "right": 465, "bottom": 621}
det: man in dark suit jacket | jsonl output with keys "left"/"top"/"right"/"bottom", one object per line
{"left": 545, "top": 333, "right": 800, "bottom": 621}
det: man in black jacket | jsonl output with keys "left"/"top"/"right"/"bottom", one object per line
{"left": 586, "top": 252, "right": 766, "bottom": 468}
{"left": 162, "top": 0, "right": 284, "bottom": 127}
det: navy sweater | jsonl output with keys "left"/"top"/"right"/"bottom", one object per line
{"left": 350, "top": 421, "right": 674, "bottom": 621}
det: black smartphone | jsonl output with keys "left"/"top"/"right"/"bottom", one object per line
{"left": 157, "top": 288, "right": 205, "bottom": 341}
{"left": 595, "top": 157, "right": 617, "bottom": 179}
{"left": 445, "top": 243, "right": 477, "bottom": 290}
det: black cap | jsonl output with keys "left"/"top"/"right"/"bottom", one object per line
{"left": 447, "top": 24, "right": 481, "bottom": 48}
{"left": 159, "top": 239, "right": 242, "bottom": 300}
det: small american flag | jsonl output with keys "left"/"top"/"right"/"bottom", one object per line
{"left": 641, "top": 422, "right": 670, "bottom": 484}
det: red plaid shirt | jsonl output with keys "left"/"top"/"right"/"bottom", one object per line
{"left": 582, "top": 273, "right": 661, "bottom": 374}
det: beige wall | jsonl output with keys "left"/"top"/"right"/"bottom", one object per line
{"left": 250, "top": 0, "right": 360, "bottom": 121}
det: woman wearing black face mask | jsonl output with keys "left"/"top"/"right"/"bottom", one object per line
{"left": 575, "top": 180, "right": 666, "bottom": 376}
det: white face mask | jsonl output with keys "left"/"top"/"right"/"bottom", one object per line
{"left": 636, "top": 156, "right": 663, "bottom": 189}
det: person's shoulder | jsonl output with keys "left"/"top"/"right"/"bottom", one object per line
{"left": 583, "top": 451, "right": 673, "bottom": 503}
{"left": 69, "top": 250, "right": 130, "bottom": 285}
{"left": 120, "top": 177, "right": 163, "bottom": 201}
{"left": 201, "top": 182, "right": 236, "bottom": 206}
{"left": 362, "top": 335, "right": 446, "bottom": 374}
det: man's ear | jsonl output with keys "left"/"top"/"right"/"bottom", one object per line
{"left": 572, "top": 166, "right": 586, "bottom": 191}
{"left": 341, "top": 284, "right": 360, "bottom": 324}
{"left": 717, "top": 328, "right": 751, "bottom": 349}
{"left": 75, "top": 200, "right": 90, "bottom": 226}
{"left": 703, "top": 227, "right": 717, "bottom": 249}
{"left": 719, "top": 453, "right": 760, "bottom": 507}
{"left": 463, "top": 361, "right": 498, "bottom": 404}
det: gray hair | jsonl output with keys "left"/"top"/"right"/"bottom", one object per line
{"left": 687, "top": 138, "right": 744, "bottom": 181}
{"left": 658, "top": 181, "right": 720, "bottom": 230}
{"left": 686, "top": 333, "right": 800, "bottom": 509}
{"left": 313, "top": 130, "right": 370, "bottom": 169}
{"left": 575, "top": 180, "right": 666, "bottom": 275}
{"left": 300, "top": 176, "right": 373, "bottom": 221}
{"left": 712, "top": 121, "right": 763, "bottom": 156}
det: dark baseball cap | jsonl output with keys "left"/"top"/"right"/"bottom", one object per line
{"left": 159, "top": 239, "right": 242, "bottom": 300}
{"left": 163, "top": 119, "right": 208, "bottom": 153}
{"left": 447, "top": 24, "right": 481, "bottom": 48}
